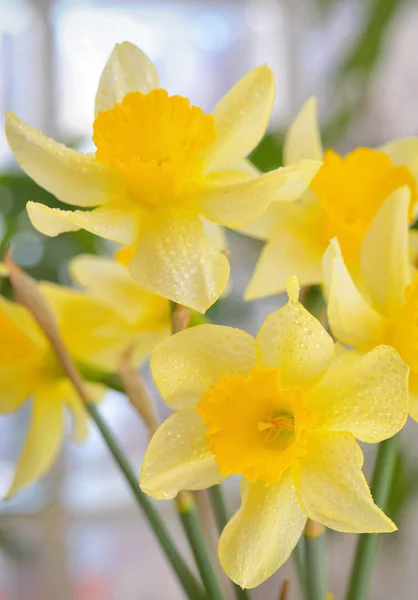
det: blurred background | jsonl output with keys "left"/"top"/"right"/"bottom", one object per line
{"left": 1, "top": 0, "right": 418, "bottom": 598}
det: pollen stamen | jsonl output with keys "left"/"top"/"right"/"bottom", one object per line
{"left": 258, "top": 409, "right": 295, "bottom": 442}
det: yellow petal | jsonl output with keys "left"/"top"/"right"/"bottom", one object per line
{"left": 324, "top": 238, "right": 388, "bottom": 349}
{"left": 69, "top": 254, "right": 169, "bottom": 325}
{"left": 201, "top": 219, "right": 228, "bottom": 252}
{"left": 361, "top": 187, "right": 411, "bottom": 320}
{"left": 218, "top": 473, "right": 306, "bottom": 589}
{"left": 256, "top": 292, "right": 334, "bottom": 390}
{"left": 239, "top": 205, "right": 279, "bottom": 241}
{"left": 151, "top": 324, "right": 256, "bottom": 409}
{"left": 95, "top": 42, "right": 158, "bottom": 116}
{"left": 218, "top": 157, "right": 261, "bottom": 178}
{"left": 308, "top": 346, "right": 408, "bottom": 443}
{"left": 245, "top": 203, "right": 324, "bottom": 299}
{"left": 203, "top": 65, "right": 275, "bottom": 172}
{"left": 381, "top": 137, "right": 418, "bottom": 181}
{"left": 140, "top": 409, "right": 224, "bottom": 500}
{"left": 0, "top": 361, "right": 39, "bottom": 414}
{"left": 409, "top": 229, "right": 418, "bottom": 267}
{"left": 6, "top": 113, "right": 124, "bottom": 207}
{"left": 129, "top": 208, "right": 229, "bottom": 312}
{"left": 200, "top": 160, "right": 321, "bottom": 229}
{"left": 66, "top": 382, "right": 105, "bottom": 443}
{"left": 245, "top": 234, "right": 322, "bottom": 300}
{"left": 0, "top": 297, "right": 45, "bottom": 364}
{"left": 283, "top": 97, "right": 323, "bottom": 166}
{"left": 294, "top": 431, "right": 396, "bottom": 533}
{"left": 5, "top": 388, "right": 64, "bottom": 498}
{"left": 27, "top": 201, "right": 139, "bottom": 245}
{"left": 40, "top": 281, "right": 137, "bottom": 371}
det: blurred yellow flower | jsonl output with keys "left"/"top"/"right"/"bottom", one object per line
{"left": 243, "top": 98, "right": 418, "bottom": 299}
{"left": 6, "top": 42, "right": 320, "bottom": 312}
{"left": 0, "top": 295, "right": 104, "bottom": 498}
{"left": 0, "top": 265, "right": 170, "bottom": 498}
{"left": 68, "top": 253, "right": 171, "bottom": 368}
{"left": 324, "top": 185, "right": 418, "bottom": 420}
{"left": 140, "top": 277, "right": 408, "bottom": 588}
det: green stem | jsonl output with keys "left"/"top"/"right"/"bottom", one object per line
{"left": 208, "top": 486, "right": 251, "bottom": 600}
{"left": 85, "top": 402, "right": 204, "bottom": 600}
{"left": 79, "top": 362, "right": 125, "bottom": 394}
{"left": 208, "top": 485, "right": 229, "bottom": 532}
{"left": 345, "top": 434, "right": 400, "bottom": 600}
{"left": 305, "top": 525, "right": 327, "bottom": 600}
{"left": 177, "top": 492, "right": 226, "bottom": 600}
{"left": 293, "top": 536, "right": 308, "bottom": 599}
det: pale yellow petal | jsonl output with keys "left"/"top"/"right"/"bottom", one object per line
{"left": 205, "top": 158, "right": 260, "bottom": 186}
{"left": 151, "top": 324, "right": 256, "bottom": 409}
{"left": 283, "top": 97, "right": 323, "bottom": 166}
{"left": 381, "top": 137, "right": 418, "bottom": 180}
{"left": 65, "top": 382, "right": 105, "bottom": 443}
{"left": 0, "top": 361, "right": 39, "bottom": 414}
{"left": 219, "top": 157, "right": 261, "bottom": 177}
{"left": 203, "top": 65, "right": 275, "bottom": 171}
{"left": 70, "top": 254, "right": 170, "bottom": 324}
{"left": 95, "top": 42, "right": 158, "bottom": 116}
{"left": 129, "top": 208, "right": 229, "bottom": 312}
{"left": 27, "top": 201, "right": 140, "bottom": 245}
{"left": 40, "top": 281, "right": 137, "bottom": 370}
{"left": 218, "top": 473, "right": 306, "bottom": 589}
{"left": 294, "top": 432, "right": 396, "bottom": 533}
{"left": 5, "top": 388, "right": 64, "bottom": 498}
{"left": 6, "top": 113, "right": 124, "bottom": 207}
{"left": 240, "top": 196, "right": 322, "bottom": 241}
{"left": 256, "top": 293, "right": 334, "bottom": 390}
{"left": 245, "top": 213, "right": 324, "bottom": 299}
{"left": 245, "top": 234, "right": 322, "bottom": 300}
{"left": 200, "top": 160, "right": 321, "bottom": 229}
{"left": 324, "top": 239, "right": 388, "bottom": 349}
{"left": 308, "top": 346, "right": 408, "bottom": 443}
{"left": 201, "top": 219, "right": 228, "bottom": 252}
{"left": 409, "top": 229, "right": 418, "bottom": 267}
{"left": 361, "top": 187, "right": 411, "bottom": 320}
{"left": 239, "top": 204, "right": 279, "bottom": 241}
{"left": 140, "top": 409, "right": 224, "bottom": 500}
{"left": 0, "top": 296, "right": 46, "bottom": 361}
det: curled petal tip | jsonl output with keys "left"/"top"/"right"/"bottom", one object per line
{"left": 286, "top": 276, "right": 300, "bottom": 302}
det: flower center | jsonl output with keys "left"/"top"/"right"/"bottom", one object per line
{"left": 258, "top": 409, "right": 295, "bottom": 442}
{"left": 197, "top": 367, "right": 316, "bottom": 484}
{"left": 311, "top": 148, "right": 417, "bottom": 269}
{"left": 93, "top": 90, "right": 217, "bottom": 208}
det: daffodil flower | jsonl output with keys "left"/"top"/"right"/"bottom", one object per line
{"left": 6, "top": 42, "right": 320, "bottom": 313}
{"left": 140, "top": 277, "right": 408, "bottom": 588}
{"left": 67, "top": 253, "right": 171, "bottom": 368}
{"left": 0, "top": 266, "right": 169, "bottom": 497}
{"left": 324, "top": 185, "right": 418, "bottom": 420}
{"left": 0, "top": 294, "right": 105, "bottom": 498}
{"left": 243, "top": 97, "right": 418, "bottom": 299}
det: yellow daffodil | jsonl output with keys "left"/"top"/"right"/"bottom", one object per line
{"left": 6, "top": 42, "right": 320, "bottom": 313}
{"left": 0, "top": 263, "right": 169, "bottom": 497}
{"left": 324, "top": 185, "right": 418, "bottom": 420}
{"left": 0, "top": 294, "right": 106, "bottom": 498}
{"left": 68, "top": 254, "right": 171, "bottom": 368}
{"left": 243, "top": 97, "right": 418, "bottom": 299}
{"left": 140, "top": 277, "right": 408, "bottom": 588}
